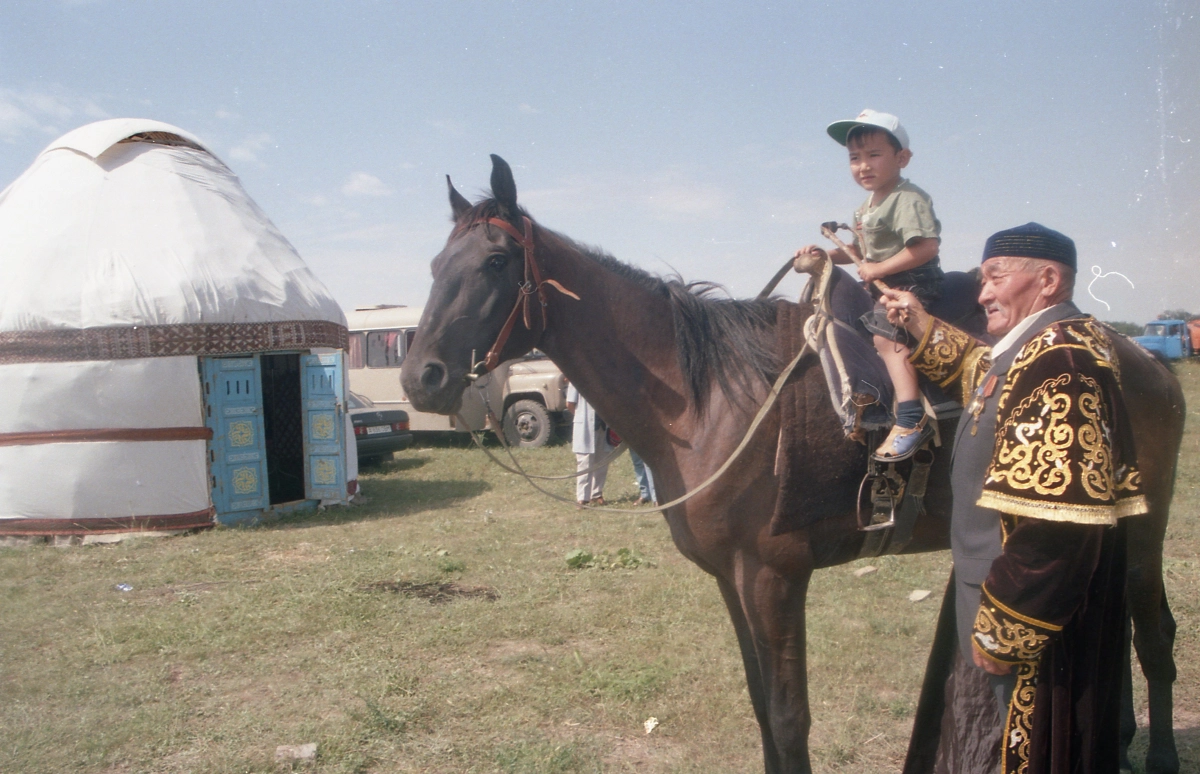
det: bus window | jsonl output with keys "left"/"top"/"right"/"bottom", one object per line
{"left": 347, "top": 332, "right": 366, "bottom": 369}
{"left": 367, "top": 329, "right": 405, "bottom": 368}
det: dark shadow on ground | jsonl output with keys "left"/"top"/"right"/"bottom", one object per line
{"left": 1124, "top": 725, "right": 1199, "bottom": 774}
{"left": 262, "top": 478, "right": 491, "bottom": 530}
{"left": 360, "top": 454, "right": 428, "bottom": 473}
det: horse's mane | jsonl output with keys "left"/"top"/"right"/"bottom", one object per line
{"left": 586, "top": 249, "right": 780, "bottom": 413}
{"left": 454, "top": 200, "right": 780, "bottom": 413}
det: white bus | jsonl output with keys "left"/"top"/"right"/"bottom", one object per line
{"left": 344, "top": 305, "right": 568, "bottom": 446}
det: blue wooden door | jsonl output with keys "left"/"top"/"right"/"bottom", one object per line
{"left": 300, "top": 352, "right": 346, "bottom": 500}
{"left": 202, "top": 356, "right": 269, "bottom": 515}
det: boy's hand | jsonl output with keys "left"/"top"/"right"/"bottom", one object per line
{"left": 880, "top": 288, "right": 927, "bottom": 332}
{"left": 793, "top": 245, "right": 828, "bottom": 274}
{"left": 857, "top": 263, "right": 884, "bottom": 283}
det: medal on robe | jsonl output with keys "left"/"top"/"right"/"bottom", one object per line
{"left": 968, "top": 375, "right": 998, "bottom": 436}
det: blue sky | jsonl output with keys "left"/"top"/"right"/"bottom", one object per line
{"left": 1, "top": 0, "right": 1196, "bottom": 322}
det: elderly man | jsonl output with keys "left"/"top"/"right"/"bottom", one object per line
{"left": 883, "top": 223, "right": 1146, "bottom": 774}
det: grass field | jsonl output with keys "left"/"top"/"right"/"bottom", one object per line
{"left": 2, "top": 363, "right": 1198, "bottom": 773}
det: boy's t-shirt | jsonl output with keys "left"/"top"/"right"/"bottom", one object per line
{"left": 853, "top": 178, "right": 941, "bottom": 264}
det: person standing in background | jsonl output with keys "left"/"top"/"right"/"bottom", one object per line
{"left": 565, "top": 382, "right": 612, "bottom": 506}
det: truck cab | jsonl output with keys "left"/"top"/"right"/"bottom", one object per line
{"left": 1134, "top": 319, "right": 1194, "bottom": 361}
{"left": 344, "top": 305, "right": 568, "bottom": 447}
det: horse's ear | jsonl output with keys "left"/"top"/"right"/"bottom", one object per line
{"left": 489, "top": 154, "right": 518, "bottom": 214}
{"left": 447, "top": 175, "right": 471, "bottom": 219}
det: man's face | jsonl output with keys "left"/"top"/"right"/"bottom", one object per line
{"left": 847, "top": 133, "right": 910, "bottom": 193}
{"left": 978, "top": 257, "right": 1050, "bottom": 336}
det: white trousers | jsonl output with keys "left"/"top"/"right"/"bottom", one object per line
{"left": 574, "top": 449, "right": 610, "bottom": 502}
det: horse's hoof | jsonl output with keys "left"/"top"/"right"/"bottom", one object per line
{"left": 1146, "top": 749, "right": 1180, "bottom": 774}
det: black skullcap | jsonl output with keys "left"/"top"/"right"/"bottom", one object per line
{"left": 982, "top": 223, "right": 1076, "bottom": 271}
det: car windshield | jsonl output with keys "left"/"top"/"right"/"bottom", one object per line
{"left": 348, "top": 392, "right": 373, "bottom": 409}
{"left": 1144, "top": 324, "right": 1168, "bottom": 336}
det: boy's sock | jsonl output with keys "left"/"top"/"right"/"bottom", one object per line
{"left": 894, "top": 400, "right": 924, "bottom": 430}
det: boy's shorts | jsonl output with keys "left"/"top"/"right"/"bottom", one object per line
{"left": 858, "top": 262, "right": 945, "bottom": 347}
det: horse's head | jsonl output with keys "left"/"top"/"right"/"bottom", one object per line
{"left": 401, "top": 154, "right": 545, "bottom": 415}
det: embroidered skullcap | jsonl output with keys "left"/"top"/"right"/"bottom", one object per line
{"left": 982, "top": 222, "right": 1076, "bottom": 271}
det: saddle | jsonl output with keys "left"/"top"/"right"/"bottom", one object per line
{"left": 769, "top": 263, "right": 988, "bottom": 555}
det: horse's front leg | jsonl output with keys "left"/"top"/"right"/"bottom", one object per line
{"left": 717, "top": 576, "right": 784, "bottom": 774}
{"left": 723, "top": 545, "right": 815, "bottom": 774}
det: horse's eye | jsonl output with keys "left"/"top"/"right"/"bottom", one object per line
{"left": 487, "top": 254, "right": 509, "bottom": 272}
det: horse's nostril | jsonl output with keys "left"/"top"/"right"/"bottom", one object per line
{"left": 420, "top": 361, "right": 447, "bottom": 392}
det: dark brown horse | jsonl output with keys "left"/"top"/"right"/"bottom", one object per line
{"left": 400, "top": 155, "right": 1182, "bottom": 774}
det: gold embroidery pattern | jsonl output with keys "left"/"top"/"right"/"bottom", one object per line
{"left": 987, "top": 375, "right": 1074, "bottom": 496}
{"left": 996, "top": 327, "right": 1062, "bottom": 418}
{"left": 973, "top": 604, "right": 1052, "bottom": 661}
{"left": 1116, "top": 468, "right": 1142, "bottom": 492}
{"left": 962, "top": 347, "right": 993, "bottom": 404}
{"left": 1065, "top": 321, "right": 1116, "bottom": 376}
{"left": 911, "top": 319, "right": 976, "bottom": 387}
{"left": 1076, "top": 373, "right": 1116, "bottom": 501}
{"left": 1003, "top": 661, "right": 1039, "bottom": 774}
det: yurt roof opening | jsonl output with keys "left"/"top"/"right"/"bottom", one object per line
{"left": 0, "top": 118, "right": 357, "bottom": 540}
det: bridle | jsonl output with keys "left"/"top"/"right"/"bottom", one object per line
{"left": 470, "top": 215, "right": 579, "bottom": 376}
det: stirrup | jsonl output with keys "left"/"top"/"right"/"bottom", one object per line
{"left": 873, "top": 416, "right": 933, "bottom": 462}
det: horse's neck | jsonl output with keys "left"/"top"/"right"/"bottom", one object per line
{"left": 536, "top": 237, "right": 691, "bottom": 459}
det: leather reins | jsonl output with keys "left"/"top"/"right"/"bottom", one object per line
{"left": 473, "top": 216, "right": 580, "bottom": 376}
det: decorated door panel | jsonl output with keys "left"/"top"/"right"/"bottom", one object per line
{"left": 300, "top": 352, "right": 346, "bottom": 500}
{"left": 202, "top": 356, "right": 269, "bottom": 514}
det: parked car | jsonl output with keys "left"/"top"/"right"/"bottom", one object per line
{"left": 1134, "top": 319, "right": 1194, "bottom": 361}
{"left": 344, "top": 305, "right": 568, "bottom": 447}
{"left": 348, "top": 390, "right": 413, "bottom": 466}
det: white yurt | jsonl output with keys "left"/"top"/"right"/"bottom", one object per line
{"left": 0, "top": 118, "right": 357, "bottom": 537}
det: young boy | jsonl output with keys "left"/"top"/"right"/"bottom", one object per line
{"left": 796, "top": 109, "right": 944, "bottom": 460}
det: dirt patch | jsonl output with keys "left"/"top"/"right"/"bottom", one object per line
{"left": 360, "top": 580, "right": 499, "bottom": 604}
{"left": 602, "top": 732, "right": 684, "bottom": 771}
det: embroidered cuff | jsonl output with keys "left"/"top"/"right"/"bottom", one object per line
{"left": 972, "top": 585, "right": 1060, "bottom": 664}
{"left": 909, "top": 318, "right": 976, "bottom": 388}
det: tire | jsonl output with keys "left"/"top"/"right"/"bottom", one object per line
{"left": 502, "top": 399, "right": 553, "bottom": 448}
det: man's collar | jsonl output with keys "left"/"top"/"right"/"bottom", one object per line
{"left": 990, "top": 302, "right": 1080, "bottom": 360}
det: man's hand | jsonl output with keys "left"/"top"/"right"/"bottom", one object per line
{"left": 857, "top": 262, "right": 884, "bottom": 283}
{"left": 973, "top": 645, "right": 1014, "bottom": 675}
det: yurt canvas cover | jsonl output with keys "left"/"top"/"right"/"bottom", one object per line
{"left": 0, "top": 119, "right": 353, "bottom": 535}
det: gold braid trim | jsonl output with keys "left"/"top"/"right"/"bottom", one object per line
{"left": 1003, "top": 661, "right": 1039, "bottom": 774}
{"left": 977, "top": 490, "right": 1149, "bottom": 524}
{"left": 908, "top": 318, "right": 978, "bottom": 388}
{"left": 961, "top": 346, "right": 993, "bottom": 404}
{"left": 980, "top": 584, "right": 1063, "bottom": 633}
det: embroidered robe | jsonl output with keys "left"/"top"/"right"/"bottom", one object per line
{"left": 904, "top": 310, "right": 1147, "bottom": 774}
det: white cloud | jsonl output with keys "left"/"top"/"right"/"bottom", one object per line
{"left": 0, "top": 87, "right": 107, "bottom": 143}
{"left": 640, "top": 183, "right": 727, "bottom": 218}
{"left": 227, "top": 132, "right": 273, "bottom": 165}
{"left": 518, "top": 103, "right": 540, "bottom": 114}
{"left": 215, "top": 108, "right": 239, "bottom": 120}
{"left": 341, "top": 172, "right": 393, "bottom": 197}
